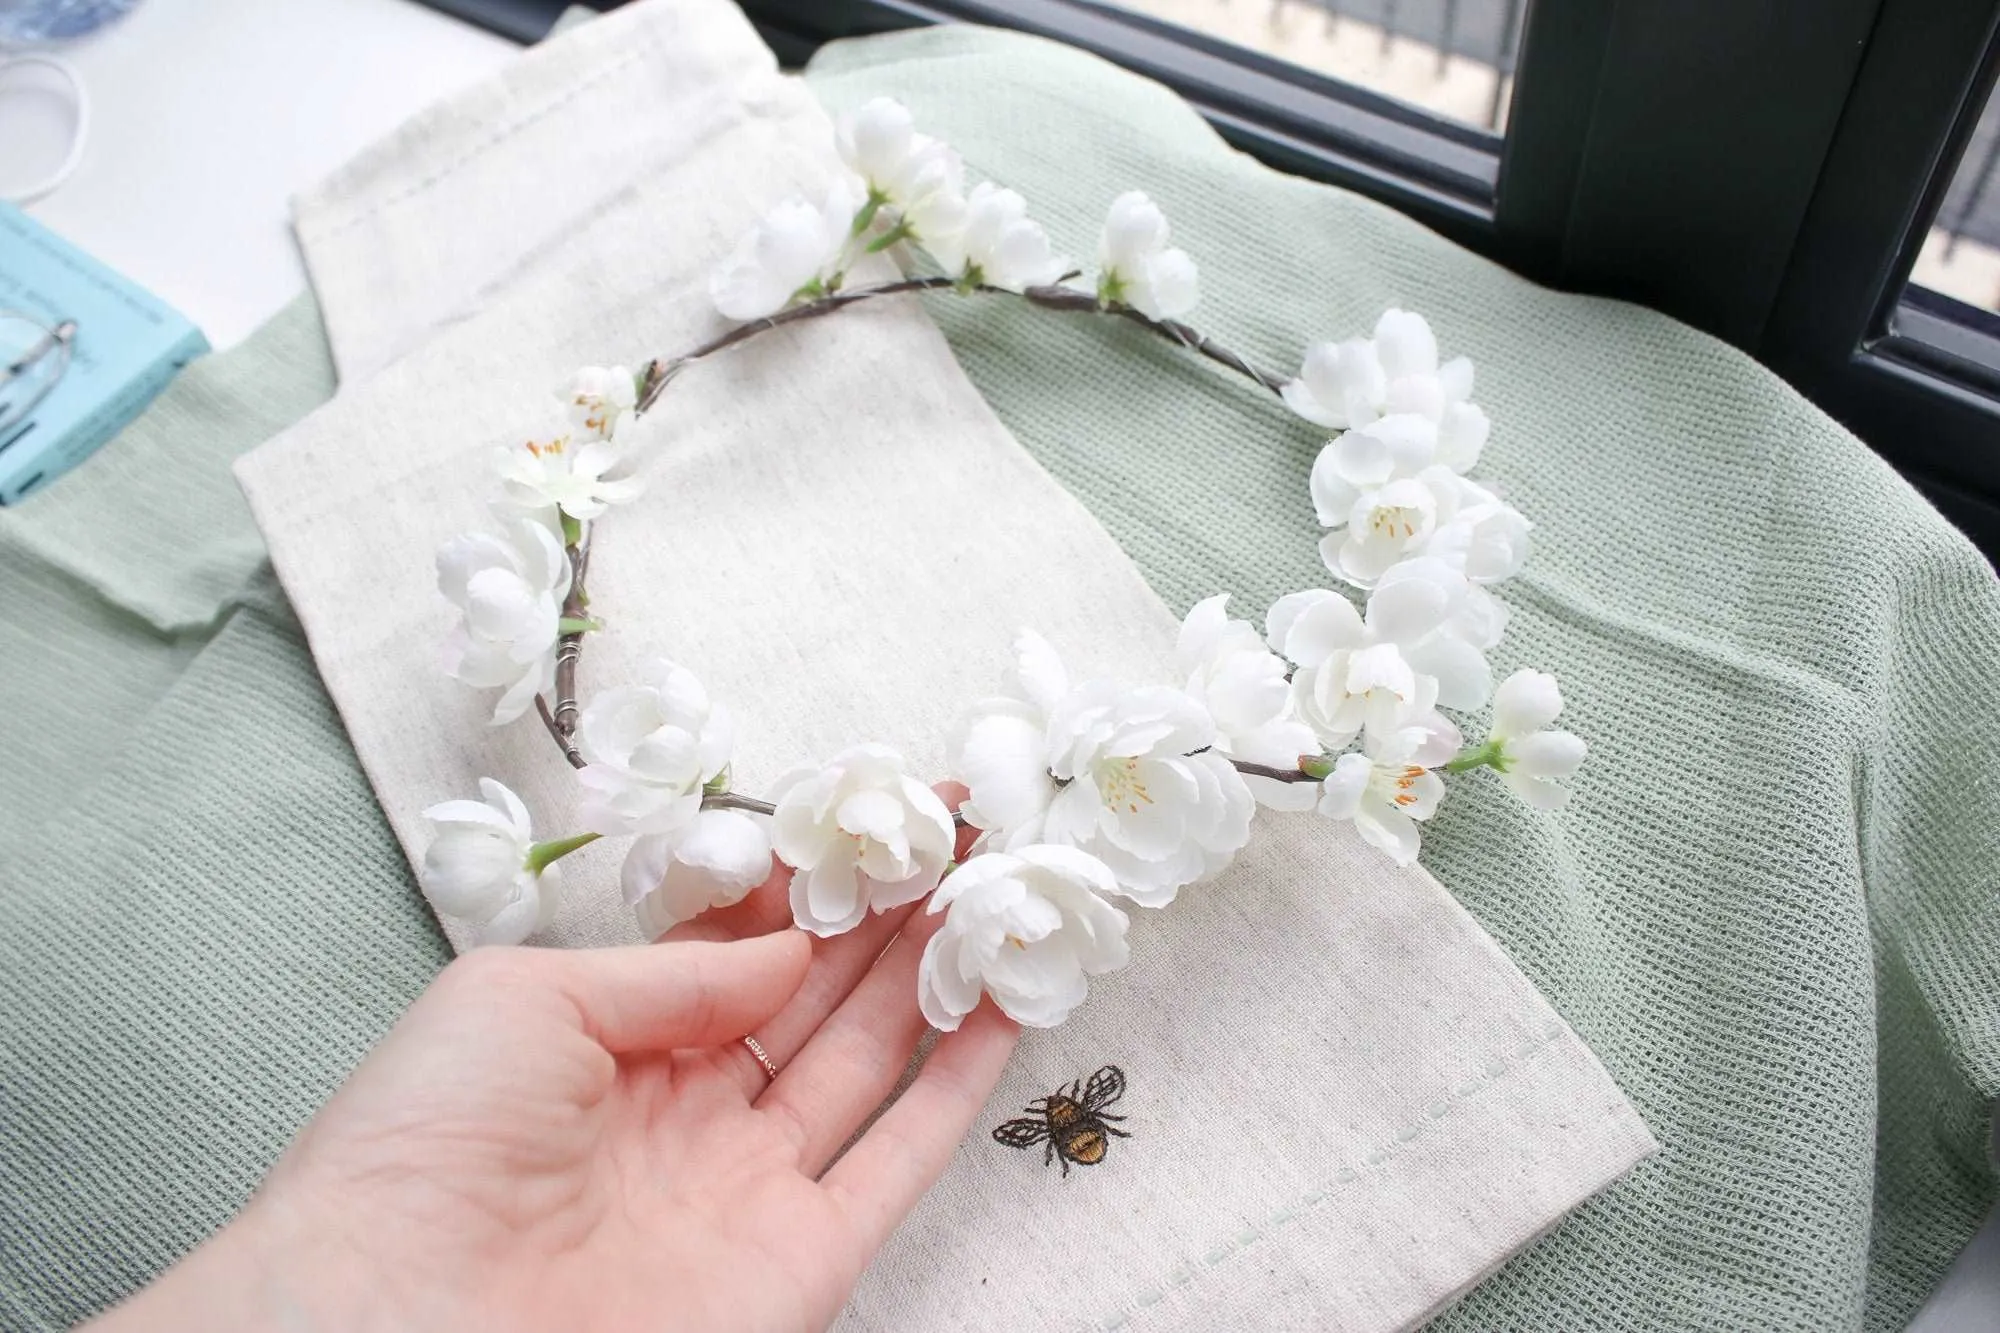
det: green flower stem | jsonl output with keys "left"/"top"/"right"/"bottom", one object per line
{"left": 526, "top": 831, "right": 600, "bottom": 875}
{"left": 864, "top": 221, "right": 913, "bottom": 254}
{"left": 850, "top": 191, "right": 885, "bottom": 237}
{"left": 557, "top": 615, "right": 602, "bottom": 635}
{"left": 1444, "top": 739, "right": 1506, "bottom": 774}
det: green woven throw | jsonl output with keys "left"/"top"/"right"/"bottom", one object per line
{"left": 1, "top": 25, "right": 1994, "bottom": 1333}
{"left": 0, "top": 301, "right": 450, "bottom": 1331}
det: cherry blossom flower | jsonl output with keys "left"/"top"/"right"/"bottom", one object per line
{"left": 1309, "top": 416, "right": 1458, "bottom": 586}
{"left": 1484, "top": 669, "right": 1587, "bottom": 809}
{"left": 1176, "top": 594, "right": 1320, "bottom": 811}
{"left": 928, "top": 181, "right": 1066, "bottom": 293}
{"left": 496, "top": 431, "right": 643, "bottom": 522}
{"left": 436, "top": 516, "right": 569, "bottom": 725}
{"left": 1282, "top": 309, "right": 1488, "bottom": 472}
{"left": 1267, "top": 571, "right": 1490, "bottom": 747}
{"left": 1369, "top": 556, "right": 1503, "bottom": 709}
{"left": 420, "top": 778, "right": 563, "bottom": 946}
{"left": 1310, "top": 420, "right": 1530, "bottom": 588}
{"left": 770, "top": 743, "right": 956, "bottom": 936}
{"left": 1425, "top": 476, "right": 1533, "bottom": 584}
{"left": 558, "top": 364, "right": 637, "bottom": 441}
{"left": 709, "top": 176, "right": 864, "bottom": 321}
{"left": 1096, "top": 190, "right": 1199, "bottom": 320}
{"left": 917, "top": 845, "right": 1133, "bottom": 1031}
{"left": 575, "top": 659, "right": 734, "bottom": 837}
{"left": 1316, "top": 719, "right": 1459, "bottom": 866}
{"left": 623, "top": 809, "right": 773, "bottom": 939}
{"left": 949, "top": 631, "right": 1253, "bottom": 907}
{"left": 836, "top": 96, "right": 962, "bottom": 219}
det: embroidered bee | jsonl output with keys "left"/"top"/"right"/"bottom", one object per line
{"left": 992, "top": 1065, "right": 1130, "bottom": 1176}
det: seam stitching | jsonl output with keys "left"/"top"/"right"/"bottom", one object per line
{"left": 1093, "top": 1021, "right": 1573, "bottom": 1332}
{"left": 304, "top": 43, "right": 654, "bottom": 245}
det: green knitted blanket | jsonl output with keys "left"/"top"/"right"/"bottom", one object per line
{"left": 2, "top": 26, "right": 1994, "bottom": 1332}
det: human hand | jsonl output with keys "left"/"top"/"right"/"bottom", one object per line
{"left": 91, "top": 792, "right": 1017, "bottom": 1333}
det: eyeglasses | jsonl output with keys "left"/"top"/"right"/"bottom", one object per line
{"left": 0, "top": 309, "right": 76, "bottom": 440}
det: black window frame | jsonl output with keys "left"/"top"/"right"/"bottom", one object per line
{"left": 742, "top": 0, "right": 2000, "bottom": 552}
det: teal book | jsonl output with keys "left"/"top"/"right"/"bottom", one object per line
{"left": 0, "top": 204, "right": 208, "bottom": 504}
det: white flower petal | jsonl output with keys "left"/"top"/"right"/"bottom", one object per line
{"left": 1405, "top": 633, "right": 1492, "bottom": 712}
{"left": 420, "top": 779, "right": 555, "bottom": 941}
{"left": 1006, "top": 628, "right": 1070, "bottom": 712}
{"left": 1436, "top": 401, "right": 1489, "bottom": 474}
{"left": 1504, "top": 770, "right": 1574, "bottom": 810}
{"left": 1281, "top": 375, "right": 1342, "bottom": 429}
{"left": 1317, "top": 753, "right": 1372, "bottom": 819}
{"left": 1374, "top": 308, "right": 1438, "bottom": 379}
{"left": 1271, "top": 589, "right": 1364, "bottom": 666}
{"left": 920, "top": 848, "right": 1128, "bottom": 1029}
{"left": 799, "top": 854, "right": 865, "bottom": 937}
{"left": 473, "top": 872, "right": 556, "bottom": 947}
{"left": 773, "top": 745, "right": 947, "bottom": 935}
{"left": 918, "top": 929, "right": 980, "bottom": 1030}
{"left": 1132, "top": 247, "right": 1199, "bottom": 320}
{"left": 1355, "top": 802, "right": 1423, "bottom": 865}
{"left": 1364, "top": 576, "right": 1450, "bottom": 645}
{"left": 1491, "top": 669, "right": 1563, "bottom": 739}
{"left": 1310, "top": 442, "right": 1362, "bottom": 528}
{"left": 1511, "top": 729, "right": 1587, "bottom": 780}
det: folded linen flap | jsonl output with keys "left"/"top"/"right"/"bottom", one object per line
{"left": 240, "top": 1, "right": 1655, "bottom": 1328}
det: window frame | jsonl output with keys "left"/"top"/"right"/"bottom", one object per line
{"left": 1760, "top": 0, "right": 2000, "bottom": 542}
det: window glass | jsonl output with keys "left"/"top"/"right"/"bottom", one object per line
{"left": 1910, "top": 78, "right": 2000, "bottom": 314}
{"left": 1108, "top": 0, "right": 1527, "bottom": 133}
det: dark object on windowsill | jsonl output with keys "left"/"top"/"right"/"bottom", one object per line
{"left": 410, "top": 0, "right": 628, "bottom": 44}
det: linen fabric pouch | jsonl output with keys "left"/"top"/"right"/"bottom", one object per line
{"left": 239, "top": 1, "right": 1656, "bottom": 1327}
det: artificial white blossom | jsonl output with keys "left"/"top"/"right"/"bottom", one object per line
{"left": 1367, "top": 556, "right": 1503, "bottom": 710}
{"left": 1309, "top": 419, "right": 1529, "bottom": 588}
{"left": 420, "top": 778, "right": 562, "bottom": 946}
{"left": 623, "top": 808, "right": 773, "bottom": 939}
{"left": 710, "top": 176, "right": 864, "bottom": 322}
{"left": 436, "top": 515, "right": 570, "bottom": 725}
{"left": 770, "top": 743, "right": 956, "bottom": 936}
{"left": 1282, "top": 309, "right": 1489, "bottom": 473}
{"left": 1266, "top": 572, "right": 1490, "bottom": 747}
{"left": 1424, "top": 476, "right": 1533, "bottom": 584}
{"left": 1376, "top": 554, "right": 1508, "bottom": 654}
{"left": 928, "top": 180, "right": 1066, "bottom": 292}
{"left": 559, "top": 364, "right": 637, "bottom": 441}
{"left": 949, "top": 631, "right": 1254, "bottom": 907}
{"left": 1096, "top": 190, "right": 1199, "bottom": 320}
{"left": 1176, "top": 594, "right": 1320, "bottom": 811}
{"left": 836, "top": 96, "right": 962, "bottom": 220}
{"left": 1486, "top": 669, "right": 1587, "bottom": 809}
{"left": 575, "top": 659, "right": 734, "bottom": 837}
{"left": 917, "top": 845, "right": 1133, "bottom": 1031}
{"left": 1316, "top": 719, "right": 1459, "bottom": 866}
{"left": 1309, "top": 417, "right": 1458, "bottom": 585}
{"left": 496, "top": 432, "right": 643, "bottom": 522}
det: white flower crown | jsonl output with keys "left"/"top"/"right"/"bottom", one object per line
{"left": 422, "top": 97, "right": 1585, "bottom": 1031}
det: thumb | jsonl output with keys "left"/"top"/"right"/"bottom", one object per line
{"left": 548, "top": 931, "right": 812, "bottom": 1054}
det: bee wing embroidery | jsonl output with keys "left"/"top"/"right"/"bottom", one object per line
{"left": 992, "top": 1116, "right": 1053, "bottom": 1149}
{"left": 1079, "top": 1065, "right": 1126, "bottom": 1114}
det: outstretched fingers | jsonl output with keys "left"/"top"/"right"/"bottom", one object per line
{"left": 756, "top": 906, "right": 946, "bottom": 1173}
{"left": 541, "top": 932, "right": 812, "bottom": 1054}
{"left": 820, "top": 1001, "right": 1020, "bottom": 1256}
